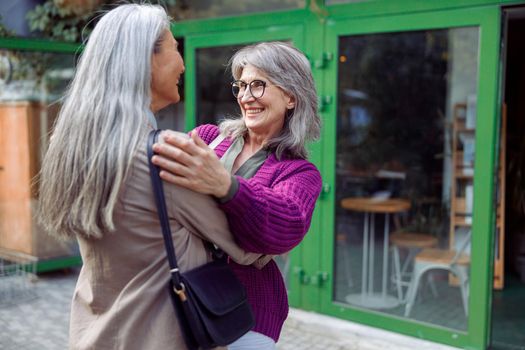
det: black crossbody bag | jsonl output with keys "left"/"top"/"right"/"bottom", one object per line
{"left": 147, "top": 130, "right": 255, "bottom": 350}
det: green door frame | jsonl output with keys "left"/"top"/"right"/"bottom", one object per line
{"left": 318, "top": 5, "right": 501, "bottom": 350}
{"left": 172, "top": 6, "right": 330, "bottom": 311}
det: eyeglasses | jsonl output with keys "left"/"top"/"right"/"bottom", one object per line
{"left": 231, "top": 79, "right": 268, "bottom": 100}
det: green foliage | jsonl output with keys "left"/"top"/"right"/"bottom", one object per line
{"left": 25, "top": 0, "right": 183, "bottom": 43}
{"left": 26, "top": 1, "right": 94, "bottom": 42}
{"left": 0, "top": 14, "right": 16, "bottom": 37}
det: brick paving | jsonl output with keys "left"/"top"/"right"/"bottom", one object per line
{"left": 0, "top": 268, "right": 460, "bottom": 350}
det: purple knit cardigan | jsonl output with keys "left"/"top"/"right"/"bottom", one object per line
{"left": 196, "top": 124, "right": 322, "bottom": 342}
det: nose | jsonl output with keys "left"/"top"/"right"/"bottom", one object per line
{"left": 239, "top": 88, "right": 256, "bottom": 102}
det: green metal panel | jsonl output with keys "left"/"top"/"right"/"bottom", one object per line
{"left": 171, "top": 9, "right": 308, "bottom": 36}
{"left": 0, "top": 37, "right": 80, "bottom": 53}
{"left": 319, "top": 5, "right": 501, "bottom": 350}
{"left": 36, "top": 256, "right": 82, "bottom": 273}
{"left": 325, "top": 0, "right": 525, "bottom": 20}
{"left": 289, "top": 8, "right": 327, "bottom": 311}
{"left": 468, "top": 7, "right": 501, "bottom": 349}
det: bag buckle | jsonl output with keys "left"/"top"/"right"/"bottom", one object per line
{"left": 173, "top": 282, "right": 187, "bottom": 302}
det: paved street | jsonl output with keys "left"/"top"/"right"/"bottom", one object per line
{"left": 0, "top": 268, "right": 459, "bottom": 350}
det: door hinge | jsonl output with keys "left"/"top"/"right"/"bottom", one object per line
{"left": 314, "top": 52, "right": 333, "bottom": 69}
{"left": 294, "top": 267, "right": 329, "bottom": 287}
{"left": 312, "top": 271, "right": 329, "bottom": 287}
{"left": 319, "top": 182, "right": 331, "bottom": 199}
{"left": 318, "top": 95, "right": 332, "bottom": 112}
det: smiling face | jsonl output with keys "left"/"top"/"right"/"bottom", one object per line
{"left": 150, "top": 30, "right": 185, "bottom": 112}
{"left": 237, "top": 65, "right": 295, "bottom": 141}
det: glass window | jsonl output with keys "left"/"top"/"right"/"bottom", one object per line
{"left": 168, "top": 0, "right": 305, "bottom": 21}
{"left": 0, "top": 49, "right": 75, "bottom": 102}
{"left": 0, "top": 49, "right": 78, "bottom": 258}
{"left": 195, "top": 44, "right": 245, "bottom": 126}
{"left": 333, "top": 27, "right": 479, "bottom": 331}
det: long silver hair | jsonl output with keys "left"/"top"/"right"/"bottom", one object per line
{"left": 221, "top": 41, "right": 321, "bottom": 159}
{"left": 38, "top": 4, "right": 169, "bottom": 239}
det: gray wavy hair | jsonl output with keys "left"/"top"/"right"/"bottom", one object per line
{"left": 220, "top": 41, "right": 321, "bottom": 159}
{"left": 38, "top": 4, "right": 170, "bottom": 239}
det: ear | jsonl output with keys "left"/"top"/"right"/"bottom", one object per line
{"left": 286, "top": 94, "right": 296, "bottom": 110}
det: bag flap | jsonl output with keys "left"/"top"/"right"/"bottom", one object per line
{"left": 181, "top": 260, "right": 247, "bottom": 316}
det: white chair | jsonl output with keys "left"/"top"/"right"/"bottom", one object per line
{"left": 404, "top": 230, "right": 471, "bottom": 317}
{"left": 390, "top": 232, "right": 438, "bottom": 302}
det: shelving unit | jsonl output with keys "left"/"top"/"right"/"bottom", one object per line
{"left": 449, "top": 103, "right": 505, "bottom": 289}
{"left": 450, "top": 103, "right": 474, "bottom": 268}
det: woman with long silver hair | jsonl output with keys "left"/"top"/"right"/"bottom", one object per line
{"left": 152, "top": 41, "right": 323, "bottom": 349}
{"left": 38, "top": 4, "right": 262, "bottom": 349}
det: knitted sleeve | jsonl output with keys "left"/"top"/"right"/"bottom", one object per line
{"left": 219, "top": 159, "right": 322, "bottom": 255}
{"left": 194, "top": 124, "right": 220, "bottom": 144}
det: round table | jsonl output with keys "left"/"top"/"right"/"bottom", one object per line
{"left": 340, "top": 197, "right": 411, "bottom": 309}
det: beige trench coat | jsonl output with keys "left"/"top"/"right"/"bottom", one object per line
{"left": 69, "top": 131, "right": 262, "bottom": 350}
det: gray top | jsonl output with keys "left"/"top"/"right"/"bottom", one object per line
{"left": 218, "top": 136, "right": 268, "bottom": 202}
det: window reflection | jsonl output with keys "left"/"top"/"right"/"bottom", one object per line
{"left": 168, "top": 0, "right": 305, "bottom": 21}
{"left": 334, "top": 27, "right": 479, "bottom": 331}
{"left": 0, "top": 49, "right": 78, "bottom": 259}
{"left": 196, "top": 45, "right": 244, "bottom": 126}
{"left": 0, "top": 50, "right": 75, "bottom": 103}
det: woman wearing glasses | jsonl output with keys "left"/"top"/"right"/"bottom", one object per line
{"left": 152, "top": 42, "right": 322, "bottom": 349}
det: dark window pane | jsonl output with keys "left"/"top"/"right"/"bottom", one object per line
{"left": 195, "top": 45, "right": 243, "bottom": 126}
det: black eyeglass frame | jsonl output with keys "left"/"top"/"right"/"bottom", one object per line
{"left": 231, "top": 79, "right": 268, "bottom": 100}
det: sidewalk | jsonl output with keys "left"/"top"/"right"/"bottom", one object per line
{"left": 280, "top": 309, "right": 459, "bottom": 350}
{"left": 0, "top": 268, "right": 460, "bottom": 350}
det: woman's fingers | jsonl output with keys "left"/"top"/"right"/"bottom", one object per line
{"left": 162, "top": 130, "right": 203, "bottom": 156}
{"left": 158, "top": 170, "right": 193, "bottom": 189}
{"left": 151, "top": 129, "right": 232, "bottom": 197}
{"left": 152, "top": 142, "right": 194, "bottom": 167}
{"left": 190, "top": 130, "right": 208, "bottom": 148}
{"left": 151, "top": 154, "right": 193, "bottom": 178}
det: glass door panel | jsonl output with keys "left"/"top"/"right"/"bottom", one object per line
{"left": 183, "top": 25, "right": 303, "bottom": 129}
{"left": 332, "top": 27, "right": 479, "bottom": 331}
{"left": 195, "top": 44, "right": 245, "bottom": 126}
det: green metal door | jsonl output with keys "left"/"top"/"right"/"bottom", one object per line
{"left": 176, "top": 22, "right": 320, "bottom": 306}
{"left": 316, "top": 5, "right": 501, "bottom": 350}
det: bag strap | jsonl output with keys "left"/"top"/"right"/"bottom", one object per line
{"left": 196, "top": 131, "right": 228, "bottom": 261}
{"left": 147, "top": 130, "right": 187, "bottom": 301}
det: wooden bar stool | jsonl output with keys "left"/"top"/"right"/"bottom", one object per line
{"left": 390, "top": 232, "right": 438, "bottom": 302}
